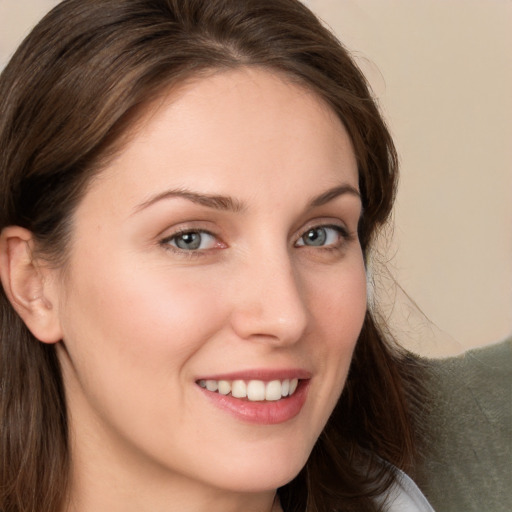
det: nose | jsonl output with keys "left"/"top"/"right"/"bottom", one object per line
{"left": 228, "top": 250, "right": 309, "bottom": 346}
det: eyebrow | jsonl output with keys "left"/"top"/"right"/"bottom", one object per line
{"left": 133, "top": 183, "right": 361, "bottom": 215}
{"left": 309, "top": 184, "right": 361, "bottom": 207}
{"left": 133, "top": 188, "right": 246, "bottom": 214}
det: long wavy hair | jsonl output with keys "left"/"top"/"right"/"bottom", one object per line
{"left": 0, "top": 1, "right": 426, "bottom": 511}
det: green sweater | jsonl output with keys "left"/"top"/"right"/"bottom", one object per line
{"left": 414, "top": 338, "right": 512, "bottom": 512}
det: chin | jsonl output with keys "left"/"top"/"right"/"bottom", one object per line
{"left": 202, "top": 440, "right": 312, "bottom": 493}
{"left": 211, "top": 463, "right": 304, "bottom": 494}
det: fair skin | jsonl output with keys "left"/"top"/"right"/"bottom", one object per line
{"left": 0, "top": 68, "right": 366, "bottom": 512}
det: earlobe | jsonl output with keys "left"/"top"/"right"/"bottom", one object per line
{"left": 0, "top": 226, "right": 62, "bottom": 344}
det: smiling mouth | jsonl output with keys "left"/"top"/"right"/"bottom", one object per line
{"left": 197, "top": 378, "right": 299, "bottom": 401}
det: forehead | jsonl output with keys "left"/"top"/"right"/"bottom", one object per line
{"left": 84, "top": 67, "right": 358, "bottom": 212}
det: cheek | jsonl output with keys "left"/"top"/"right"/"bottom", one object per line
{"left": 58, "top": 255, "right": 230, "bottom": 392}
{"left": 308, "top": 258, "right": 367, "bottom": 344}
{"left": 57, "top": 257, "right": 233, "bottom": 451}
{"left": 304, "top": 256, "right": 367, "bottom": 394}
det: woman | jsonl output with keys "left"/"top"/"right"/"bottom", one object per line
{"left": 0, "top": 1, "right": 432, "bottom": 511}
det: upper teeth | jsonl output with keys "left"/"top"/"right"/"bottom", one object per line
{"left": 198, "top": 378, "right": 299, "bottom": 401}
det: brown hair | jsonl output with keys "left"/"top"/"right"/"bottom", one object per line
{"left": 0, "top": 1, "right": 425, "bottom": 511}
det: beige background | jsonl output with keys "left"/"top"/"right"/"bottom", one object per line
{"left": 1, "top": 0, "right": 511, "bottom": 357}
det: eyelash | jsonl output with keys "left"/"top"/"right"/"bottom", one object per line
{"left": 160, "top": 228, "right": 221, "bottom": 257}
{"left": 295, "top": 224, "right": 352, "bottom": 250}
{"left": 159, "top": 223, "right": 353, "bottom": 257}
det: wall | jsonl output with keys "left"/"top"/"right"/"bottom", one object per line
{"left": 1, "top": 0, "right": 511, "bottom": 357}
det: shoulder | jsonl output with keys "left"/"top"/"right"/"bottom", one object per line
{"left": 415, "top": 339, "right": 512, "bottom": 511}
{"left": 379, "top": 469, "right": 436, "bottom": 512}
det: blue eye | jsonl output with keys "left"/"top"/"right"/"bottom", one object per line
{"left": 296, "top": 226, "right": 346, "bottom": 247}
{"left": 164, "top": 230, "right": 217, "bottom": 251}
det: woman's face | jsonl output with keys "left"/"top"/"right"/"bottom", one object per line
{"left": 52, "top": 68, "right": 366, "bottom": 501}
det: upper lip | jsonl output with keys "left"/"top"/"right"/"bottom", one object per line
{"left": 196, "top": 368, "right": 312, "bottom": 382}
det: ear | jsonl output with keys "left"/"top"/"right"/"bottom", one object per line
{"left": 0, "top": 226, "right": 62, "bottom": 344}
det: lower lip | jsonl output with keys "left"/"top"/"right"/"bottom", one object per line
{"left": 198, "top": 380, "right": 310, "bottom": 425}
